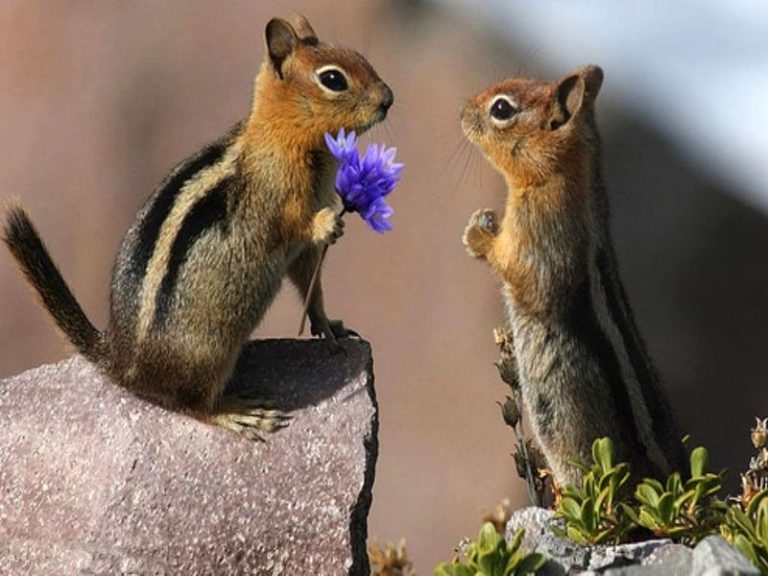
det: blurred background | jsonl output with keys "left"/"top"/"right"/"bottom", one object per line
{"left": 1, "top": 1, "right": 767, "bottom": 572}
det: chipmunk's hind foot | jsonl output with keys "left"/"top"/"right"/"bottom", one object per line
{"left": 210, "top": 394, "right": 291, "bottom": 441}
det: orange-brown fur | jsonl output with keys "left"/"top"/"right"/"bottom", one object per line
{"left": 462, "top": 75, "right": 596, "bottom": 316}
{"left": 2, "top": 14, "right": 393, "bottom": 440}
{"left": 462, "top": 66, "right": 686, "bottom": 486}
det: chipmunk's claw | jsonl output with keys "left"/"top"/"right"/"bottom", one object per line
{"left": 470, "top": 208, "right": 498, "bottom": 234}
{"left": 309, "top": 317, "right": 359, "bottom": 355}
{"left": 311, "top": 318, "right": 357, "bottom": 339}
{"left": 343, "top": 327, "right": 361, "bottom": 339}
{"left": 211, "top": 394, "right": 291, "bottom": 441}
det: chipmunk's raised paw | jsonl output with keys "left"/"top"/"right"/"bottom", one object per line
{"left": 463, "top": 208, "right": 498, "bottom": 258}
{"left": 471, "top": 208, "right": 498, "bottom": 233}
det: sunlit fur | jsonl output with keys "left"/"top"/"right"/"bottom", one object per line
{"left": 462, "top": 65, "right": 686, "bottom": 486}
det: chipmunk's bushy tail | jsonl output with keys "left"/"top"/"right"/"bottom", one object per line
{"left": 3, "top": 206, "right": 103, "bottom": 361}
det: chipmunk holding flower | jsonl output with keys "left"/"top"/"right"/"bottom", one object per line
{"left": 461, "top": 65, "right": 687, "bottom": 486}
{"left": 3, "top": 14, "right": 393, "bottom": 439}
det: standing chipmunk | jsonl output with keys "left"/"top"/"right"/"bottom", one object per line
{"left": 2, "top": 14, "right": 393, "bottom": 439}
{"left": 461, "top": 65, "right": 687, "bottom": 486}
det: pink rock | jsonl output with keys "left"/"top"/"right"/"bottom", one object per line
{"left": 0, "top": 339, "right": 378, "bottom": 575}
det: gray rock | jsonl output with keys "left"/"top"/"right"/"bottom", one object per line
{"left": 588, "top": 539, "right": 676, "bottom": 573}
{"left": 506, "top": 508, "right": 670, "bottom": 574}
{"left": 506, "top": 506, "right": 556, "bottom": 551}
{"left": 691, "top": 536, "right": 759, "bottom": 576}
{"left": 604, "top": 536, "right": 760, "bottom": 576}
{"left": 603, "top": 545, "right": 691, "bottom": 576}
{"left": 0, "top": 339, "right": 378, "bottom": 575}
{"left": 505, "top": 507, "right": 759, "bottom": 575}
{"left": 506, "top": 507, "right": 585, "bottom": 575}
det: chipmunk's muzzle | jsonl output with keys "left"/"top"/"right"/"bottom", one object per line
{"left": 358, "top": 82, "right": 393, "bottom": 131}
{"left": 460, "top": 106, "right": 485, "bottom": 142}
{"left": 379, "top": 84, "right": 394, "bottom": 114}
{"left": 372, "top": 83, "right": 393, "bottom": 125}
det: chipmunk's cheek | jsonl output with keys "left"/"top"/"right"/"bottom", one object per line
{"left": 348, "top": 107, "right": 380, "bottom": 133}
{"left": 362, "top": 110, "right": 381, "bottom": 130}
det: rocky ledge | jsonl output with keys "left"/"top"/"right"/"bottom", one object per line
{"left": 0, "top": 339, "right": 378, "bottom": 575}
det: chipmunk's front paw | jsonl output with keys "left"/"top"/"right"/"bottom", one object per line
{"left": 211, "top": 394, "right": 291, "bottom": 442}
{"left": 312, "top": 207, "right": 345, "bottom": 245}
{"left": 310, "top": 317, "right": 359, "bottom": 354}
{"left": 463, "top": 208, "right": 498, "bottom": 258}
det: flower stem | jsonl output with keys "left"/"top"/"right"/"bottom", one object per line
{"left": 298, "top": 208, "right": 347, "bottom": 336}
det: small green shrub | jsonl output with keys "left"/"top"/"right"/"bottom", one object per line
{"left": 433, "top": 522, "right": 545, "bottom": 576}
{"left": 625, "top": 446, "right": 726, "bottom": 545}
{"left": 721, "top": 489, "right": 768, "bottom": 573}
{"left": 552, "top": 437, "right": 634, "bottom": 545}
{"left": 540, "top": 420, "right": 768, "bottom": 572}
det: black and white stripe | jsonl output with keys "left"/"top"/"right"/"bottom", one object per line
{"left": 511, "top": 167, "right": 686, "bottom": 484}
{"left": 127, "top": 139, "right": 230, "bottom": 287}
{"left": 593, "top": 240, "right": 687, "bottom": 474}
{"left": 152, "top": 177, "right": 232, "bottom": 328}
{"left": 110, "top": 123, "right": 244, "bottom": 342}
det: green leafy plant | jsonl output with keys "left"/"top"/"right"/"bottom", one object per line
{"left": 625, "top": 446, "right": 726, "bottom": 545}
{"left": 552, "top": 437, "right": 634, "bottom": 545}
{"left": 721, "top": 489, "right": 768, "bottom": 573}
{"left": 433, "top": 522, "right": 545, "bottom": 576}
{"left": 542, "top": 422, "right": 768, "bottom": 572}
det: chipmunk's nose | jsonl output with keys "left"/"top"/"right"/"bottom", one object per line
{"left": 379, "top": 84, "right": 394, "bottom": 113}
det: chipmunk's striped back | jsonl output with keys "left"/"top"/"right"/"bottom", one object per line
{"left": 109, "top": 124, "right": 242, "bottom": 350}
{"left": 579, "top": 169, "right": 686, "bottom": 480}
{"left": 462, "top": 65, "right": 686, "bottom": 485}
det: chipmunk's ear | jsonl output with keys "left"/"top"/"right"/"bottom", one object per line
{"left": 265, "top": 18, "right": 299, "bottom": 79}
{"left": 289, "top": 13, "right": 319, "bottom": 46}
{"left": 549, "top": 65, "right": 604, "bottom": 130}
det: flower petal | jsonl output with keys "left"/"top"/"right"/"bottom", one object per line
{"left": 325, "top": 132, "right": 402, "bottom": 231}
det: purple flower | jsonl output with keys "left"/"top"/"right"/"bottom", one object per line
{"left": 325, "top": 130, "right": 403, "bottom": 233}
{"left": 323, "top": 128, "right": 358, "bottom": 164}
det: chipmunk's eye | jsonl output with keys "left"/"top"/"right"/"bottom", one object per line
{"left": 489, "top": 96, "right": 517, "bottom": 122}
{"left": 316, "top": 66, "right": 349, "bottom": 93}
